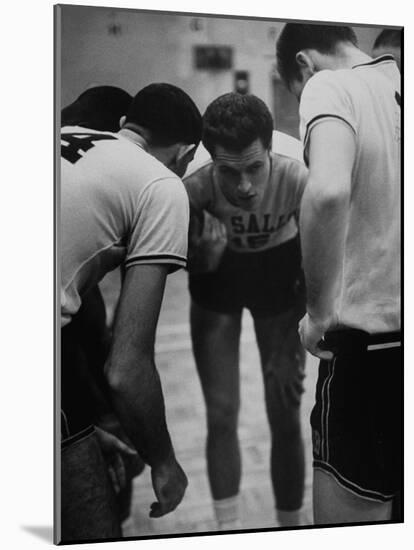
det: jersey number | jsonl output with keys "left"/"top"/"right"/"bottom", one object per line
{"left": 61, "top": 133, "right": 116, "bottom": 164}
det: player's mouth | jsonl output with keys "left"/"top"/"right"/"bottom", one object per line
{"left": 237, "top": 194, "right": 258, "bottom": 208}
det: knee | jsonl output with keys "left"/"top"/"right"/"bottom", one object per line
{"left": 206, "top": 398, "right": 239, "bottom": 437}
{"left": 269, "top": 408, "right": 302, "bottom": 440}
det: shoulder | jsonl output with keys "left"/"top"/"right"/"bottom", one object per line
{"left": 303, "top": 69, "right": 348, "bottom": 92}
{"left": 301, "top": 70, "right": 356, "bottom": 108}
{"left": 184, "top": 143, "right": 213, "bottom": 180}
{"left": 183, "top": 144, "right": 214, "bottom": 207}
{"left": 144, "top": 169, "right": 188, "bottom": 203}
{"left": 270, "top": 152, "right": 307, "bottom": 188}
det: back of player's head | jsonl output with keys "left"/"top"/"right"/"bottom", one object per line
{"left": 202, "top": 93, "right": 273, "bottom": 157}
{"left": 276, "top": 23, "right": 358, "bottom": 86}
{"left": 61, "top": 86, "right": 133, "bottom": 132}
{"left": 125, "top": 83, "right": 202, "bottom": 147}
{"left": 373, "top": 29, "right": 402, "bottom": 50}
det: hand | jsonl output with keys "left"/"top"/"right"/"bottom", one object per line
{"left": 150, "top": 455, "right": 188, "bottom": 518}
{"left": 95, "top": 426, "right": 138, "bottom": 494}
{"left": 298, "top": 314, "right": 334, "bottom": 360}
{"left": 193, "top": 211, "right": 227, "bottom": 272}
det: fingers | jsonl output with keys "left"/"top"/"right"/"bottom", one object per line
{"left": 298, "top": 315, "right": 334, "bottom": 360}
{"left": 149, "top": 494, "right": 182, "bottom": 518}
{"left": 202, "top": 211, "right": 213, "bottom": 237}
{"left": 150, "top": 464, "right": 188, "bottom": 518}
{"left": 149, "top": 501, "right": 162, "bottom": 518}
{"left": 217, "top": 219, "right": 227, "bottom": 240}
{"left": 201, "top": 212, "right": 227, "bottom": 243}
{"left": 114, "top": 439, "right": 138, "bottom": 457}
{"left": 114, "top": 453, "right": 126, "bottom": 489}
{"left": 108, "top": 465, "right": 120, "bottom": 494}
{"left": 107, "top": 453, "right": 127, "bottom": 494}
{"left": 308, "top": 340, "right": 334, "bottom": 360}
{"left": 210, "top": 218, "right": 218, "bottom": 240}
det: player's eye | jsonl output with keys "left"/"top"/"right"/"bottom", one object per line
{"left": 246, "top": 163, "right": 263, "bottom": 174}
{"left": 219, "top": 166, "right": 238, "bottom": 177}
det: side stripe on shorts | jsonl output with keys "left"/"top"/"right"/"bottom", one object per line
{"left": 321, "top": 358, "right": 336, "bottom": 462}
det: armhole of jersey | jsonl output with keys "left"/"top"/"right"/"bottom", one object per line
{"left": 303, "top": 114, "right": 356, "bottom": 165}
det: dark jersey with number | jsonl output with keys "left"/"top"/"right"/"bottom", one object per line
{"left": 183, "top": 131, "right": 308, "bottom": 253}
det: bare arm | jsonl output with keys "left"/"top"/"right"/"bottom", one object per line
{"left": 299, "top": 121, "right": 355, "bottom": 357}
{"left": 104, "top": 263, "right": 187, "bottom": 516}
{"left": 187, "top": 208, "right": 227, "bottom": 273}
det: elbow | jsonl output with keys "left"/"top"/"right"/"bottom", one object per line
{"left": 105, "top": 351, "right": 154, "bottom": 394}
{"left": 104, "top": 361, "right": 126, "bottom": 394}
{"left": 306, "top": 178, "right": 350, "bottom": 211}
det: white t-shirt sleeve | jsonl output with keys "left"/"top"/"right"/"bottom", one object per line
{"left": 299, "top": 71, "right": 357, "bottom": 164}
{"left": 125, "top": 176, "right": 189, "bottom": 272}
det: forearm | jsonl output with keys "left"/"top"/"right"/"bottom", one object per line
{"left": 300, "top": 179, "right": 349, "bottom": 327}
{"left": 105, "top": 354, "right": 173, "bottom": 467}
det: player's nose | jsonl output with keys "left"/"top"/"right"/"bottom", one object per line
{"left": 238, "top": 175, "right": 253, "bottom": 195}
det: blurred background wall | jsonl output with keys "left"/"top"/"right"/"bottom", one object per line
{"left": 60, "top": 6, "right": 382, "bottom": 138}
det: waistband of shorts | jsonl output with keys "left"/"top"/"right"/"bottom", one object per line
{"left": 61, "top": 425, "right": 95, "bottom": 449}
{"left": 225, "top": 234, "right": 300, "bottom": 257}
{"left": 324, "top": 328, "right": 401, "bottom": 353}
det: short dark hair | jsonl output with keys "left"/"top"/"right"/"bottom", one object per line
{"left": 61, "top": 86, "right": 133, "bottom": 132}
{"left": 125, "top": 83, "right": 202, "bottom": 147}
{"left": 202, "top": 93, "right": 273, "bottom": 157}
{"left": 276, "top": 24, "right": 358, "bottom": 86}
{"left": 373, "top": 29, "right": 402, "bottom": 50}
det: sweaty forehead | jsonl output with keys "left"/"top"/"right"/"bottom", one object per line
{"left": 213, "top": 139, "right": 267, "bottom": 166}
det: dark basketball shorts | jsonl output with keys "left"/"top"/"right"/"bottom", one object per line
{"left": 189, "top": 236, "right": 305, "bottom": 318}
{"left": 311, "top": 329, "right": 402, "bottom": 502}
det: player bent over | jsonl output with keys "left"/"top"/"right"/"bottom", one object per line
{"left": 184, "top": 93, "right": 309, "bottom": 529}
{"left": 60, "top": 83, "right": 202, "bottom": 542}
{"left": 276, "top": 23, "right": 401, "bottom": 524}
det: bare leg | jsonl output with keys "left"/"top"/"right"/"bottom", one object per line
{"left": 254, "top": 307, "right": 306, "bottom": 515}
{"left": 190, "top": 300, "right": 242, "bottom": 500}
{"left": 313, "top": 469, "right": 392, "bottom": 524}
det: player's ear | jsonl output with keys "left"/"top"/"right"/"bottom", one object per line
{"left": 177, "top": 143, "right": 197, "bottom": 164}
{"left": 170, "top": 143, "right": 197, "bottom": 178}
{"left": 296, "top": 51, "right": 314, "bottom": 72}
{"left": 119, "top": 115, "right": 126, "bottom": 129}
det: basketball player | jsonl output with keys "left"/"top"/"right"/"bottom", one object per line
{"left": 372, "top": 28, "right": 402, "bottom": 71}
{"left": 276, "top": 23, "right": 401, "bottom": 524}
{"left": 61, "top": 85, "right": 147, "bottom": 524}
{"left": 184, "top": 93, "right": 309, "bottom": 529}
{"left": 60, "top": 83, "right": 202, "bottom": 541}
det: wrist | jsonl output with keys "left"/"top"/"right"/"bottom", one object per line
{"left": 151, "top": 448, "right": 176, "bottom": 471}
{"left": 307, "top": 310, "right": 332, "bottom": 332}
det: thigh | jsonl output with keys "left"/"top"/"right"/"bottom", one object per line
{"left": 246, "top": 237, "right": 305, "bottom": 317}
{"left": 253, "top": 305, "right": 305, "bottom": 366}
{"left": 313, "top": 469, "right": 392, "bottom": 525}
{"left": 311, "top": 342, "right": 401, "bottom": 504}
{"left": 61, "top": 324, "right": 96, "bottom": 435}
{"left": 60, "top": 428, "right": 122, "bottom": 542}
{"left": 190, "top": 300, "right": 242, "bottom": 410}
{"left": 254, "top": 307, "right": 306, "bottom": 416}
{"left": 188, "top": 249, "right": 244, "bottom": 315}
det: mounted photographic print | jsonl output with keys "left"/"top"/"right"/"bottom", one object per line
{"left": 55, "top": 3, "right": 403, "bottom": 544}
